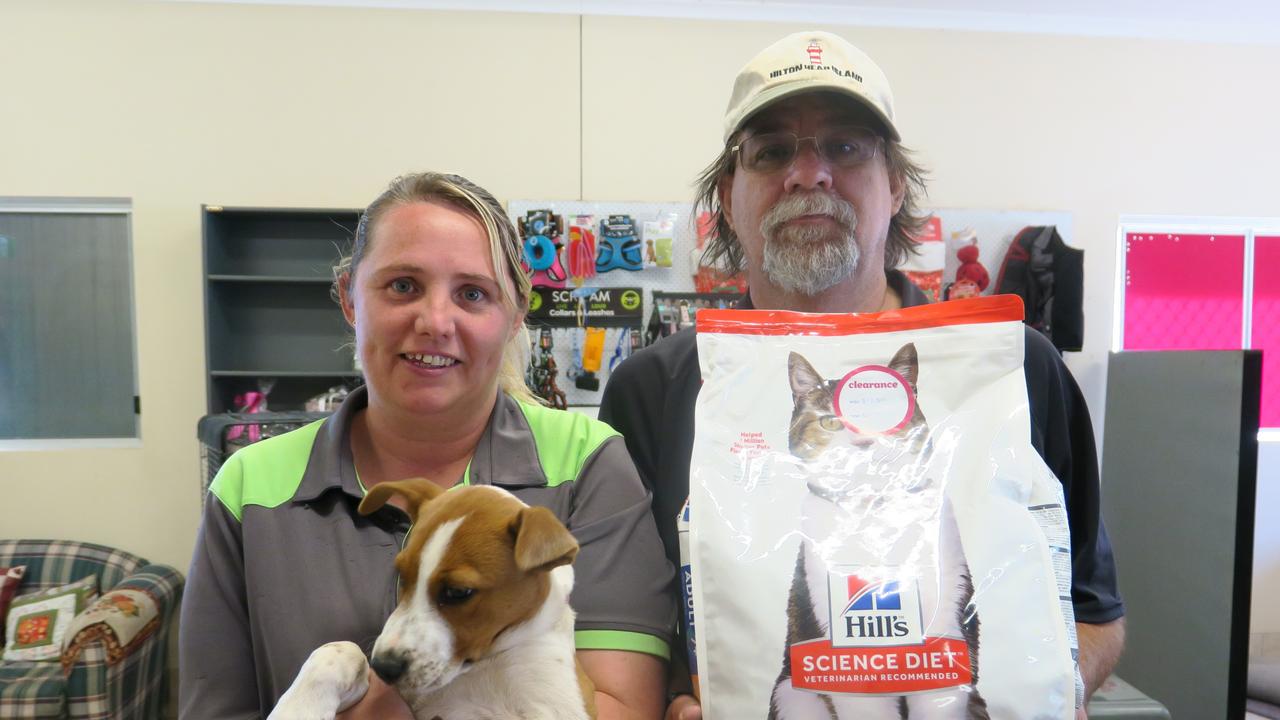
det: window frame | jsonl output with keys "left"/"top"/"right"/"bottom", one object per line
{"left": 1114, "top": 215, "right": 1280, "bottom": 441}
{"left": 0, "top": 197, "right": 141, "bottom": 450}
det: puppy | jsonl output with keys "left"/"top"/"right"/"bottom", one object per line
{"left": 269, "top": 479, "right": 596, "bottom": 720}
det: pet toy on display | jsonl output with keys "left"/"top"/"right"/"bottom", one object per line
{"left": 519, "top": 209, "right": 567, "bottom": 288}
{"left": 529, "top": 327, "right": 567, "bottom": 409}
{"left": 574, "top": 327, "right": 606, "bottom": 392}
{"left": 565, "top": 216, "right": 598, "bottom": 287}
{"left": 226, "top": 391, "right": 268, "bottom": 442}
{"left": 645, "top": 299, "right": 685, "bottom": 345}
{"left": 608, "top": 327, "right": 641, "bottom": 373}
{"left": 945, "top": 231, "right": 990, "bottom": 300}
{"left": 643, "top": 217, "right": 676, "bottom": 268}
{"left": 595, "top": 214, "right": 644, "bottom": 273}
{"left": 565, "top": 327, "right": 585, "bottom": 383}
{"left": 691, "top": 211, "right": 748, "bottom": 293}
{"left": 899, "top": 215, "right": 945, "bottom": 302}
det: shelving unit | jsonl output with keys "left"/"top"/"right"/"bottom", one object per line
{"left": 202, "top": 206, "right": 364, "bottom": 413}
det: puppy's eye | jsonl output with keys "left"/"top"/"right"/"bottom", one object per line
{"left": 438, "top": 585, "right": 475, "bottom": 606}
{"left": 819, "top": 415, "right": 844, "bottom": 432}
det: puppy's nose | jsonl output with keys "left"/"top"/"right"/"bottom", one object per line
{"left": 370, "top": 652, "right": 408, "bottom": 684}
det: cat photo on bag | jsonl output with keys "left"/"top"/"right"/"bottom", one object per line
{"left": 768, "top": 344, "right": 988, "bottom": 719}
{"left": 687, "top": 298, "right": 1080, "bottom": 719}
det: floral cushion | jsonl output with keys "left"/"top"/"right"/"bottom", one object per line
{"left": 2, "top": 575, "right": 96, "bottom": 662}
{"left": 61, "top": 587, "right": 161, "bottom": 670}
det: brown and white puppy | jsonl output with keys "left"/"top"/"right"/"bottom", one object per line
{"left": 269, "top": 479, "right": 596, "bottom": 720}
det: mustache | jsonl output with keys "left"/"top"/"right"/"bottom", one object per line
{"left": 759, "top": 192, "right": 858, "bottom": 238}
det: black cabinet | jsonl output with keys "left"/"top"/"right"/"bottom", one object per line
{"left": 202, "top": 206, "right": 364, "bottom": 413}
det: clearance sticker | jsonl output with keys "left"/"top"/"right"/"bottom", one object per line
{"left": 832, "top": 365, "right": 915, "bottom": 435}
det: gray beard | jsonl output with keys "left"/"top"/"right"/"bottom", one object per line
{"left": 759, "top": 193, "right": 860, "bottom": 296}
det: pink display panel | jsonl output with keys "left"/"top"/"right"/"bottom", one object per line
{"left": 1252, "top": 236, "right": 1280, "bottom": 428}
{"left": 1123, "top": 233, "right": 1245, "bottom": 351}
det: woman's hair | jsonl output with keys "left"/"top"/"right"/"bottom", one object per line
{"left": 334, "top": 172, "right": 536, "bottom": 404}
{"left": 693, "top": 132, "right": 930, "bottom": 274}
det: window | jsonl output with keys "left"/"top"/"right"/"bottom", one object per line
{"left": 0, "top": 199, "right": 138, "bottom": 445}
{"left": 1115, "top": 217, "right": 1279, "bottom": 434}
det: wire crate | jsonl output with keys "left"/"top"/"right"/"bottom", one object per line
{"left": 196, "top": 411, "right": 331, "bottom": 505}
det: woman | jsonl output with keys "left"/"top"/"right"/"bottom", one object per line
{"left": 180, "top": 173, "right": 674, "bottom": 720}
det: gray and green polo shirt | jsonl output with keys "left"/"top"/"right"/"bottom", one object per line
{"left": 179, "top": 387, "right": 676, "bottom": 720}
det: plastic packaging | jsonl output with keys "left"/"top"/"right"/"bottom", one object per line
{"left": 688, "top": 296, "right": 1080, "bottom": 719}
{"left": 677, "top": 499, "right": 701, "bottom": 698}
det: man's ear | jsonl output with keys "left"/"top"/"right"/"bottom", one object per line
{"left": 717, "top": 173, "right": 736, "bottom": 233}
{"left": 888, "top": 164, "right": 907, "bottom": 216}
{"left": 338, "top": 272, "right": 356, "bottom": 328}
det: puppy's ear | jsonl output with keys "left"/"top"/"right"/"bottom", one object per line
{"left": 510, "top": 506, "right": 579, "bottom": 573}
{"left": 358, "top": 477, "right": 446, "bottom": 517}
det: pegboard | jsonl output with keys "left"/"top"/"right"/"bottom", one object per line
{"left": 507, "top": 201, "right": 1072, "bottom": 407}
{"left": 509, "top": 199, "right": 703, "bottom": 407}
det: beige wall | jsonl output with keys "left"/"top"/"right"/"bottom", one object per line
{"left": 2, "top": 0, "right": 1278, "bottom": 685}
{"left": 0, "top": 0, "right": 581, "bottom": 567}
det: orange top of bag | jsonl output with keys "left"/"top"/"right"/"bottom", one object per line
{"left": 696, "top": 294, "right": 1024, "bottom": 336}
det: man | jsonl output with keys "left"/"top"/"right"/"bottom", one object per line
{"left": 598, "top": 30, "right": 1125, "bottom": 720}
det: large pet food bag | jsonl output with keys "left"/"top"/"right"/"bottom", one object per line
{"left": 687, "top": 296, "right": 1081, "bottom": 719}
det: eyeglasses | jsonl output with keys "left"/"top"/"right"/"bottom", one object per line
{"left": 732, "top": 125, "right": 883, "bottom": 174}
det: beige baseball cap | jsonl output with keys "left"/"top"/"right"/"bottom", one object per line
{"left": 723, "top": 31, "right": 899, "bottom": 143}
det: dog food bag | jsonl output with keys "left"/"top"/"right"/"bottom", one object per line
{"left": 688, "top": 296, "right": 1081, "bottom": 719}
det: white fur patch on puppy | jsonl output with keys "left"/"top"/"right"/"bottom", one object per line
{"left": 371, "top": 516, "right": 465, "bottom": 697}
{"left": 268, "top": 641, "right": 369, "bottom": 719}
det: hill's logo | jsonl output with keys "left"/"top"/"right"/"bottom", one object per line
{"left": 828, "top": 568, "right": 924, "bottom": 648}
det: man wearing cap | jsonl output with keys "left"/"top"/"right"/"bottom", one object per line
{"left": 599, "top": 30, "right": 1125, "bottom": 720}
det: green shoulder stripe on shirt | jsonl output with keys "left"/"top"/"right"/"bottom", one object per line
{"left": 517, "top": 401, "right": 619, "bottom": 488}
{"left": 574, "top": 630, "right": 671, "bottom": 660}
{"left": 209, "top": 420, "right": 326, "bottom": 522}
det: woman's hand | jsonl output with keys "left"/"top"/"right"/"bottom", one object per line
{"left": 335, "top": 671, "right": 414, "bottom": 720}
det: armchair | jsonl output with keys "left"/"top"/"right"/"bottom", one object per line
{"left": 0, "top": 540, "right": 183, "bottom": 720}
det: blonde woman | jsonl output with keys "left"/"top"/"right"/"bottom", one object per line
{"left": 181, "top": 173, "right": 674, "bottom": 719}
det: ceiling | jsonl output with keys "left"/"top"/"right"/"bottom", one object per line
{"left": 165, "top": 0, "right": 1280, "bottom": 44}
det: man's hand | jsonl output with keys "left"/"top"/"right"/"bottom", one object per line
{"left": 664, "top": 693, "right": 701, "bottom": 720}
{"left": 335, "top": 671, "right": 413, "bottom": 720}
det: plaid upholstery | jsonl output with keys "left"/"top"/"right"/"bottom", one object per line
{"left": 0, "top": 663, "right": 65, "bottom": 719}
{"left": 0, "top": 541, "right": 183, "bottom": 720}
